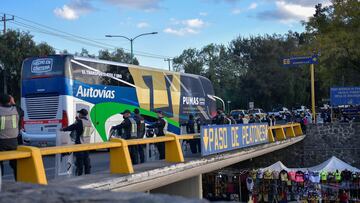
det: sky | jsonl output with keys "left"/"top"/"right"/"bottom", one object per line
{"left": 2, "top": 0, "right": 329, "bottom": 70}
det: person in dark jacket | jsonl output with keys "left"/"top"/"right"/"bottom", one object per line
{"left": 61, "top": 108, "right": 93, "bottom": 176}
{"left": 248, "top": 114, "right": 256, "bottom": 123}
{"left": 0, "top": 94, "right": 19, "bottom": 180}
{"left": 133, "top": 108, "right": 145, "bottom": 163}
{"left": 148, "top": 110, "right": 166, "bottom": 160}
{"left": 237, "top": 114, "right": 244, "bottom": 124}
{"left": 212, "top": 108, "right": 226, "bottom": 125}
{"left": 186, "top": 114, "right": 200, "bottom": 154}
{"left": 111, "top": 109, "right": 138, "bottom": 164}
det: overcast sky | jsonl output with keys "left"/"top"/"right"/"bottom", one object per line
{"left": 2, "top": 0, "right": 329, "bottom": 69}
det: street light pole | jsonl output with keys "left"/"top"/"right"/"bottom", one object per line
{"left": 105, "top": 32, "right": 158, "bottom": 64}
{"left": 227, "top": 101, "right": 231, "bottom": 114}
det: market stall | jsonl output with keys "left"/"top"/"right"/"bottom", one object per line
{"left": 203, "top": 156, "right": 360, "bottom": 202}
{"left": 245, "top": 156, "right": 360, "bottom": 203}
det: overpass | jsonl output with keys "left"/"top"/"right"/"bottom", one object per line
{"left": 0, "top": 123, "right": 304, "bottom": 198}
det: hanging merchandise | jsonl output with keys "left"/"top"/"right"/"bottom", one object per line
{"left": 247, "top": 177, "right": 254, "bottom": 192}
{"left": 202, "top": 157, "right": 360, "bottom": 202}
{"left": 309, "top": 171, "right": 320, "bottom": 183}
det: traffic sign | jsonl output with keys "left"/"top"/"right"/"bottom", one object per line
{"left": 283, "top": 55, "right": 318, "bottom": 67}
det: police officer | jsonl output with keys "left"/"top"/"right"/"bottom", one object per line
{"left": 148, "top": 110, "right": 167, "bottom": 160}
{"left": 212, "top": 108, "right": 226, "bottom": 125}
{"left": 111, "top": 109, "right": 138, "bottom": 164}
{"left": 61, "top": 109, "right": 93, "bottom": 176}
{"left": 0, "top": 94, "right": 19, "bottom": 180}
{"left": 186, "top": 114, "right": 200, "bottom": 154}
{"left": 133, "top": 108, "right": 145, "bottom": 163}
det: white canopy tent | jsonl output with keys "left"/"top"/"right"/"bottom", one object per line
{"left": 261, "top": 156, "right": 360, "bottom": 172}
{"left": 308, "top": 156, "right": 360, "bottom": 172}
{"left": 262, "top": 161, "right": 290, "bottom": 171}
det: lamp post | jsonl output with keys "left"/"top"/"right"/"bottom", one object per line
{"left": 105, "top": 32, "right": 158, "bottom": 64}
{"left": 227, "top": 101, "right": 231, "bottom": 114}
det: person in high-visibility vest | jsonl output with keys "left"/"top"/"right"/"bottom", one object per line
{"left": 61, "top": 109, "right": 93, "bottom": 176}
{"left": 0, "top": 94, "right": 19, "bottom": 180}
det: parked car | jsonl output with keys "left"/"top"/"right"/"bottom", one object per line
{"left": 230, "top": 109, "right": 249, "bottom": 123}
{"left": 268, "top": 107, "right": 290, "bottom": 119}
{"left": 292, "top": 106, "right": 309, "bottom": 115}
{"left": 248, "top": 108, "right": 267, "bottom": 120}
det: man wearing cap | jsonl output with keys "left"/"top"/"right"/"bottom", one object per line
{"left": 133, "top": 108, "right": 146, "bottom": 163}
{"left": 61, "top": 108, "right": 93, "bottom": 176}
{"left": 148, "top": 110, "right": 167, "bottom": 160}
{"left": 111, "top": 109, "right": 138, "bottom": 164}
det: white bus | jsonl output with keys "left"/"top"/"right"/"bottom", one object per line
{"left": 21, "top": 55, "right": 217, "bottom": 146}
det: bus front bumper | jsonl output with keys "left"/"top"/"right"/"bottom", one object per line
{"left": 21, "top": 131, "right": 56, "bottom": 147}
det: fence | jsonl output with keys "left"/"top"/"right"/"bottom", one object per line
{"left": 0, "top": 123, "right": 302, "bottom": 185}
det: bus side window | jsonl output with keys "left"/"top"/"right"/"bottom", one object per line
{"left": 142, "top": 115, "right": 157, "bottom": 123}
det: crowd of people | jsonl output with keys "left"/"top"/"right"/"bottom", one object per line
{"left": 212, "top": 108, "right": 279, "bottom": 127}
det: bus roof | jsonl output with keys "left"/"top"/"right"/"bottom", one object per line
{"left": 72, "top": 55, "right": 205, "bottom": 80}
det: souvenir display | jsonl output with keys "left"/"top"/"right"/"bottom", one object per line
{"left": 203, "top": 157, "right": 360, "bottom": 202}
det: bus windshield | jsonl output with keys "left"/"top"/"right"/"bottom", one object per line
{"left": 22, "top": 55, "right": 66, "bottom": 79}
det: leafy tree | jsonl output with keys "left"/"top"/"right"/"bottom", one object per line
{"left": 98, "top": 49, "right": 139, "bottom": 65}
{"left": 75, "top": 48, "right": 95, "bottom": 58}
{"left": 304, "top": 0, "right": 360, "bottom": 101}
{"left": 0, "top": 30, "right": 54, "bottom": 101}
{"left": 172, "top": 48, "right": 203, "bottom": 74}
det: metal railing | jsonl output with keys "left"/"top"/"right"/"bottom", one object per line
{"left": 0, "top": 123, "right": 302, "bottom": 185}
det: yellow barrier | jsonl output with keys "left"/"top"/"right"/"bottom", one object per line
{"left": 0, "top": 123, "right": 303, "bottom": 185}
{"left": 268, "top": 123, "right": 303, "bottom": 142}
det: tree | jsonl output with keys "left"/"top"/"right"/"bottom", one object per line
{"left": 303, "top": 0, "right": 360, "bottom": 101}
{"left": 0, "top": 30, "right": 55, "bottom": 101}
{"left": 98, "top": 49, "right": 139, "bottom": 65}
{"left": 172, "top": 48, "right": 203, "bottom": 74}
{"left": 75, "top": 48, "right": 95, "bottom": 58}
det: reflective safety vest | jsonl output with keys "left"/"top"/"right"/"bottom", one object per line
{"left": 137, "top": 117, "right": 145, "bottom": 138}
{"left": 163, "top": 118, "right": 168, "bottom": 134}
{"left": 129, "top": 118, "right": 137, "bottom": 139}
{"left": 194, "top": 123, "right": 199, "bottom": 134}
{"left": 320, "top": 171, "right": 328, "bottom": 181}
{"left": 80, "top": 118, "right": 93, "bottom": 144}
{"left": 0, "top": 106, "right": 19, "bottom": 139}
{"left": 335, "top": 171, "right": 341, "bottom": 181}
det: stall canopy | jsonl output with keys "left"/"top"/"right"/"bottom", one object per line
{"left": 308, "top": 156, "right": 360, "bottom": 172}
{"left": 262, "top": 161, "right": 290, "bottom": 171}
{"left": 261, "top": 156, "right": 360, "bottom": 172}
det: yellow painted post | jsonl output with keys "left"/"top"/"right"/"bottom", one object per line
{"left": 268, "top": 128, "right": 275, "bottom": 142}
{"left": 310, "top": 64, "right": 316, "bottom": 123}
{"left": 165, "top": 134, "right": 184, "bottom": 163}
{"left": 274, "top": 127, "right": 286, "bottom": 140}
{"left": 109, "top": 138, "right": 134, "bottom": 174}
{"left": 17, "top": 146, "right": 47, "bottom": 185}
{"left": 285, "top": 126, "right": 296, "bottom": 138}
{"left": 293, "top": 124, "right": 303, "bottom": 136}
